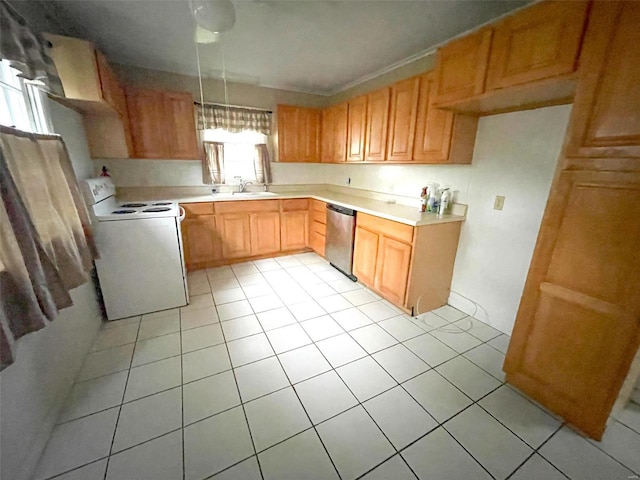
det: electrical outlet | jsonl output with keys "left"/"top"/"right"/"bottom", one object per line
{"left": 494, "top": 195, "right": 505, "bottom": 210}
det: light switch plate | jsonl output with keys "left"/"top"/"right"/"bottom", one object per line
{"left": 494, "top": 195, "right": 505, "bottom": 210}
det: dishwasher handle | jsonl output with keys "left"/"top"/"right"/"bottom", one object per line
{"left": 327, "top": 203, "right": 356, "bottom": 216}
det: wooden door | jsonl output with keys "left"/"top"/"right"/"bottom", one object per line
{"left": 504, "top": 170, "right": 640, "bottom": 440}
{"left": 565, "top": 1, "right": 640, "bottom": 158}
{"left": 321, "top": 107, "right": 335, "bottom": 163}
{"left": 346, "top": 96, "right": 367, "bottom": 162}
{"left": 432, "top": 28, "right": 493, "bottom": 104}
{"left": 374, "top": 236, "right": 412, "bottom": 306}
{"left": 386, "top": 77, "right": 420, "bottom": 162}
{"left": 486, "top": 1, "right": 588, "bottom": 91}
{"left": 182, "top": 217, "right": 221, "bottom": 269}
{"left": 281, "top": 211, "right": 309, "bottom": 250}
{"left": 219, "top": 214, "right": 252, "bottom": 259}
{"left": 164, "top": 91, "right": 200, "bottom": 159}
{"left": 277, "top": 105, "right": 300, "bottom": 162}
{"left": 333, "top": 102, "right": 348, "bottom": 163}
{"left": 126, "top": 87, "right": 167, "bottom": 158}
{"left": 352, "top": 227, "right": 379, "bottom": 287}
{"left": 300, "top": 108, "right": 321, "bottom": 163}
{"left": 250, "top": 212, "right": 281, "bottom": 256}
{"left": 364, "top": 88, "right": 390, "bottom": 161}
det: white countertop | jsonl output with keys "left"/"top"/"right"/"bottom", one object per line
{"left": 171, "top": 189, "right": 465, "bottom": 227}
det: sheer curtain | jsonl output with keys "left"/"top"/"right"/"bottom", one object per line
{"left": 203, "top": 141, "right": 225, "bottom": 185}
{"left": 0, "top": 126, "right": 96, "bottom": 370}
{"left": 254, "top": 143, "right": 272, "bottom": 184}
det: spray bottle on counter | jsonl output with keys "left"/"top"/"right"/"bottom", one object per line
{"left": 426, "top": 183, "right": 439, "bottom": 213}
{"left": 438, "top": 188, "right": 450, "bottom": 217}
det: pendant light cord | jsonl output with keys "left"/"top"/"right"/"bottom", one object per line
{"left": 195, "top": 40, "right": 207, "bottom": 130}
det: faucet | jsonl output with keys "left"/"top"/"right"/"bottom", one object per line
{"left": 238, "top": 180, "right": 253, "bottom": 193}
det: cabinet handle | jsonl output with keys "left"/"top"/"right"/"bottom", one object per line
{"left": 178, "top": 206, "right": 186, "bottom": 222}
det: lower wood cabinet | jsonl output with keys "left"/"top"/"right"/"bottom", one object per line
{"left": 353, "top": 212, "right": 462, "bottom": 313}
{"left": 308, "top": 199, "right": 327, "bottom": 257}
{"left": 181, "top": 198, "right": 312, "bottom": 270}
{"left": 219, "top": 214, "right": 252, "bottom": 259}
{"left": 250, "top": 212, "right": 281, "bottom": 256}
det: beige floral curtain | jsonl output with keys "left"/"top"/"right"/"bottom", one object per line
{"left": 254, "top": 143, "right": 272, "bottom": 184}
{"left": 196, "top": 104, "right": 271, "bottom": 135}
{"left": 203, "top": 141, "right": 225, "bottom": 185}
{"left": 0, "top": 0, "right": 65, "bottom": 96}
{"left": 0, "top": 126, "right": 95, "bottom": 370}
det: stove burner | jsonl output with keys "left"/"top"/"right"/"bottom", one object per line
{"left": 112, "top": 209, "right": 136, "bottom": 214}
{"left": 152, "top": 202, "right": 172, "bottom": 206}
{"left": 143, "top": 207, "right": 172, "bottom": 213}
{"left": 120, "top": 203, "right": 148, "bottom": 208}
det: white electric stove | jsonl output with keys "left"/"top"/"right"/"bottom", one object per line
{"left": 83, "top": 177, "right": 188, "bottom": 320}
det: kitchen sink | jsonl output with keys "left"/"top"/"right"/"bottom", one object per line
{"left": 211, "top": 191, "right": 278, "bottom": 199}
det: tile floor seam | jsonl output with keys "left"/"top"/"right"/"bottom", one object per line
{"left": 439, "top": 422, "right": 501, "bottom": 480}
{"left": 103, "top": 314, "right": 143, "bottom": 480}
{"left": 214, "top": 288, "right": 267, "bottom": 480}
{"left": 241, "top": 298, "right": 344, "bottom": 480}
{"left": 523, "top": 425, "right": 572, "bottom": 480}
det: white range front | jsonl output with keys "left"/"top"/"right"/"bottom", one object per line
{"left": 84, "top": 178, "right": 188, "bottom": 320}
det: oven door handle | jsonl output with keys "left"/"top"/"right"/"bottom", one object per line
{"left": 178, "top": 206, "right": 186, "bottom": 222}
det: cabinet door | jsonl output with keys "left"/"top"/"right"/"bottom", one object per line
{"left": 566, "top": 1, "right": 640, "bottom": 158}
{"left": 486, "top": 1, "right": 588, "bottom": 91}
{"left": 300, "top": 108, "right": 321, "bottom": 163}
{"left": 126, "top": 87, "right": 167, "bottom": 158}
{"left": 182, "top": 216, "right": 221, "bottom": 269}
{"left": 352, "top": 227, "right": 379, "bottom": 287}
{"left": 250, "top": 212, "right": 281, "bottom": 255}
{"left": 433, "top": 29, "right": 493, "bottom": 104}
{"left": 277, "top": 105, "right": 300, "bottom": 162}
{"left": 281, "top": 211, "right": 309, "bottom": 250}
{"left": 374, "top": 236, "right": 412, "bottom": 306}
{"left": 346, "top": 96, "right": 367, "bottom": 162}
{"left": 164, "top": 91, "right": 200, "bottom": 159}
{"left": 386, "top": 77, "right": 420, "bottom": 162}
{"left": 219, "top": 214, "right": 252, "bottom": 259}
{"left": 413, "top": 73, "right": 478, "bottom": 164}
{"left": 333, "top": 102, "right": 348, "bottom": 163}
{"left": 95, "top": 51, "right": 121, "bottom": 113}
{"left": 321, "top": 107, "right": 335, "bottom": 163}
{"left": 504, "top": 170, "right": 640, "bottom": 440}
{"left": 365, "top": 88, "right": 390, "bottom": 162}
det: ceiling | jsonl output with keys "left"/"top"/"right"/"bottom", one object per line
{"left": 48, "top": 0, "right": 529, "bottom": 96}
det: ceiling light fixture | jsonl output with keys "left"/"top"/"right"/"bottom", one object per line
{"left": 191, "top": 0, "right": 236, "bottom": 35}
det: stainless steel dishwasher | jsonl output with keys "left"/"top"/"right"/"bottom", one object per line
{"left": 325, "top": 203, "right": 357, "bottom": 281}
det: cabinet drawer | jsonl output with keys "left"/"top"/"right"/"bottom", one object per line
{"left": 310, "top": 231, "right": 325, "bottom": 256}
{"left": 311, "top": 209, "right": 326, "bottom": 225}
{"left": 311, "top": 199, "right": 327, "bottom": 213}
{"left": 282, "top": 198, "right": 309, "bottom": 211}
{"left": 357, "top": 212, "right": 414, "bottom": 244}
{"left": 215, "top": 199, "right": 280, "bottom": 214}
{"left": 182, "top": 202, "right": 215, "bottom": 217}
{"left": 311, "top": 220, "right": 326, "bottom": 236}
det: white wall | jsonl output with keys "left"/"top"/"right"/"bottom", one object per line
{"left": 0, "top": 100, "right": 102, "bottom": 480}
{"left": 448, "top": 105, "right": 571, "bottom": 334}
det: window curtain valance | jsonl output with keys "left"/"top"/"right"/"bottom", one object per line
{"left": 0, "top": 0, "right": 65, "bottom": 97}
{"left": 196, "top": 103, "right": 272, "bottom": 135}
{"left": 0, "top": 126, "right": 96, "bottom": 370}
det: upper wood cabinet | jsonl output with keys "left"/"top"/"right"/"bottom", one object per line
{"left": 277, "top": 105, "right": 321, "bottom": 162}
{"left": 413, "top": 73, "right": 478, "bottom": 164}
{"left": 485, "top": 1, "right": 589, "bottom": 91}
{"left": 386, "top": 77, "right": 420, "bottom": 162}
{"left": 432, "top": 29, "right": 493, "bottom": 105}
{"left": 126, "top": 87, "right": 199, "bottom": 159}
{"left": 364, "top": 88, "right": 390, "bottom": 162}
{"left": 566, "top": 1, "right": 640, "bottom": 158}
{"left": 44, "top": 34, "right": 132, "bottom": 158}
{"left": 321, "top": 103, "right": 348, "bottom": 163}
{"left": 346, "top": 96, "right": 368, "bottom": 162}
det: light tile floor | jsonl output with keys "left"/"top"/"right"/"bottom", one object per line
{"left": 34, "top": 252, "right": 640, "bottom": 480}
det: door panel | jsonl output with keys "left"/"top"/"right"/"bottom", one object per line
{"left": 364, "top": 88, "right": 390, "bottom": 162}
{"left": 250, "top": 212, "right": 281, "bottom": 255}
{"left": 374, "top": 236, "right": 412, "bottom": 306}
{"left": 333, "top": 102, "right": 348, "bottom": 163}
{"left": 126, "top": 87, "right": 167, "bottom": 158}
{"left": 182, "top": 217, "right": 221, "bottom": 268}
{"left": 220, "top": 214, "right": 252, "bottom": 259}
{"left": 347, "top": 96, "right": 367, "bottom": 162}
{"left": 505, "top": 170, "right": 640, "bottom": 439}
{"left": 281, "top": 211, "right": 308, "bottom": 250}
{"left": 387, "top": 77, "right": 420, "bottom": 162}
{"left": 164, "top": 91, "right": 199, "bottom": 159}
{"left": 352, "top": 227, "right": 379, "bottom": 287}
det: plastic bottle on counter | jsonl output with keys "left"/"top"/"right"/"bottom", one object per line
{"left": 419, "top": 187, "right": 428, "bottom": 212}
{"left": 438, "top": 188, "right": 450, "bottom": 217}
{"left": 426, "top": 183, "right": 439, "bottom": 213}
